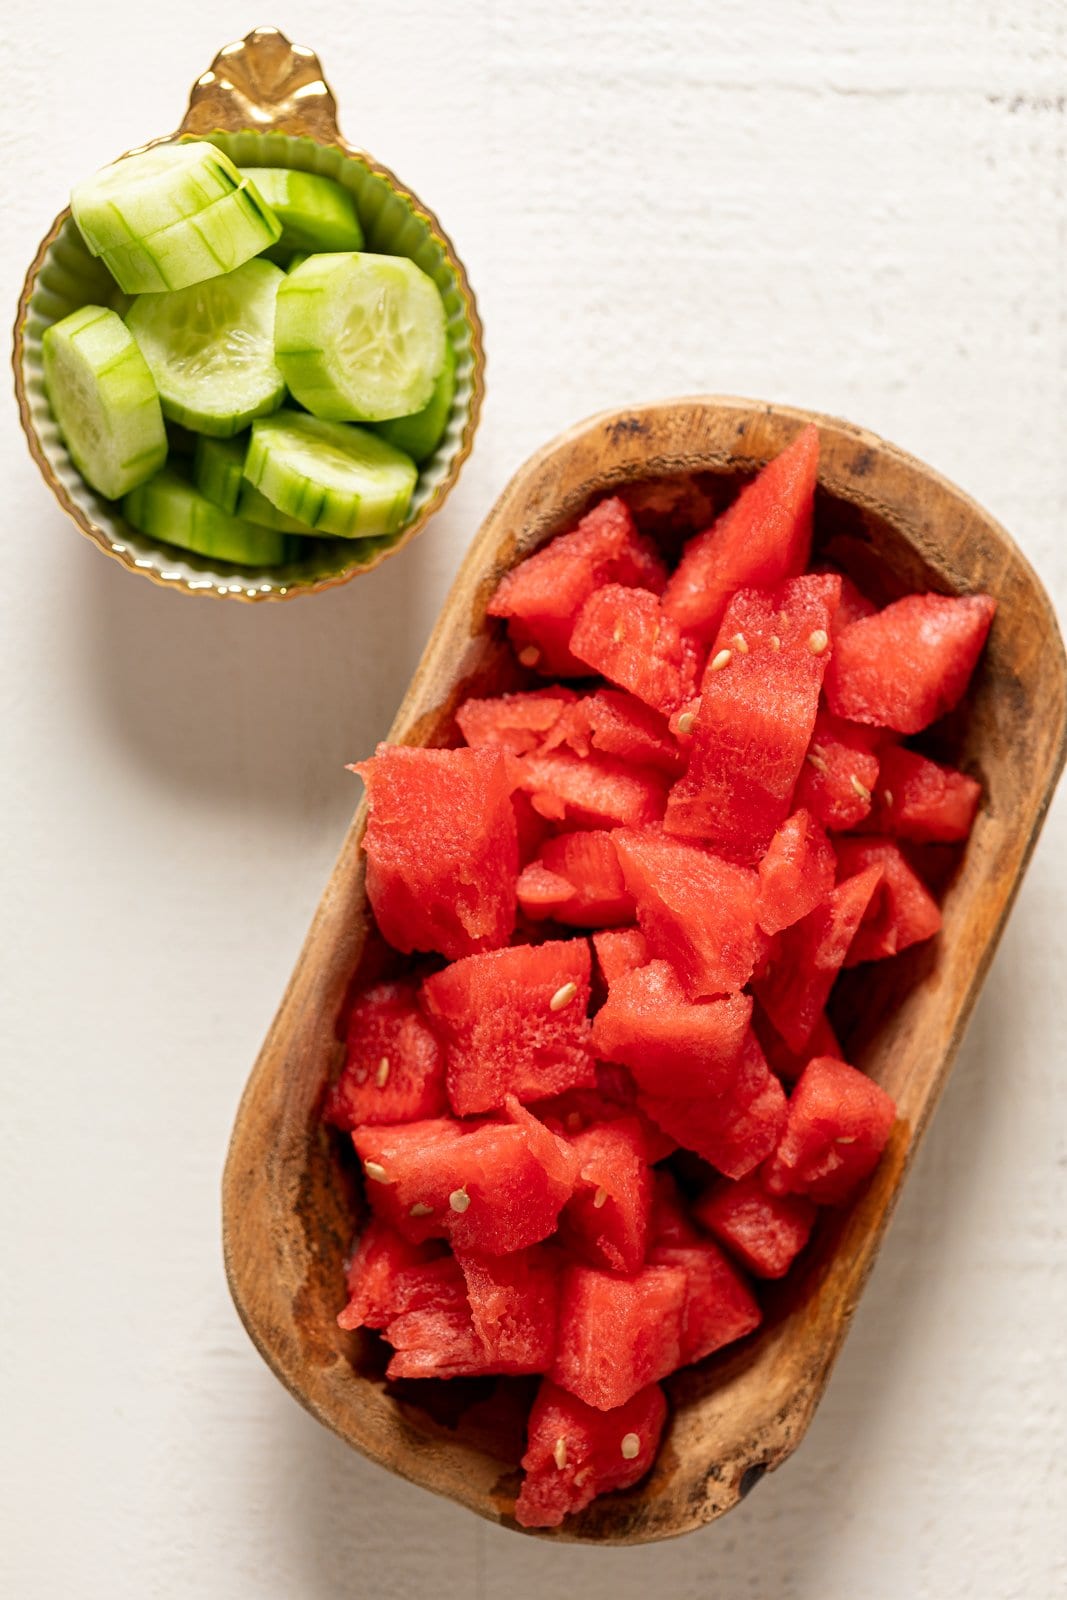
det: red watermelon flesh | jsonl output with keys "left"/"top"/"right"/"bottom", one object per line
{"left": 825, "top": 592, "right": 996, "bottom": 734}
{"left": 792, "top": 711, "right": 881, "bottom": 831}
{"left": 756, "top": 809, "right": 836, "bottom": 936}
{"left": 421, "top": 939, "right": 596, "bottom": 1116}
{"left": 552, "top": 1262, "right": 687, "bottom": 1410}
{"left": 663, "top": 424, "right": 819, "bottom": 642}
{"left": 357, "top": 745, "right": 518, "bottom": 960}
{"left": 640, "top": 1031, "right": 788, "bottom": 1180}
{"left": 859, "top": 745, "right": 981, "bottom": 842}
{"left": 534, "top": 831, "right": 636, "bottom": 927}
{"left": 755, "top": 864, "right": 883, "bottom": 1052}
{"left": 694, "top": 1175, "right": 817, "bottom": 1279}
{"left": 515, "top": 1379, "right": 667, "bottom": 1528}
{"left": 457, "top": 1246, "right": 561, "bottom": 1373}
{"left": 377, "top": 1254, "right": 494, "bottom": 1379}
{"left": 338, "top": 1220, "right": 449, "bottom": 1331}
{"left": 512, "top": 789, "right": 552, "bottom": 866}
{"left": 612, "top": 828, "right": 763, "bottom": 999}
{"left": 592, "top": 958, "right": 752, "bottom": 1098}
{"left": 824, "top": 569, "right": 878, "bottom": 635}
{"left": 570, "top": 585, "right": 701, "bottom": 715}
{"left": 546, "top": 689, "right": 684, "bottom": 775}
{"left": 487, "top": 496, "right": 668, "bottom": 676}
{"left": 517, "top": 861, "right": 577, "bottom": 919}
{"left": 752, "top": 1002, "right": 843, "bottom": 1083}
{"left": 514, "top": 748, "right": 669, "bottom": 830}
{"left": 353, "top": 1099, "right": 579, "bottom": 1254}
{"left": 649, "top": 1169, "right": 704, "bottom": 1246}
{"left": 648, "top": 1239, "right": 761, "bottom": 1364}
{"left": 664, "top": 573, "right": 841, "bottom": 863}
{"left": 325, "top": 980, "right": 447, "bottom": 1130}
{"left": 557, "top": 1117, "right": 652, "bottom": 1274}
{"left": 456, "top": 688, "right": 574, "bottom": 755}
{"left": 834, "top": 837, "right": 942, "bottom": 965}
{"left": 764, "top": 1056, "right": 897, "bottom": 1205}
{"left": 592, "top": 927, "right": 650, "bottom": 986}
{"left": 533, "top": 1064, "right": 678, "bottom": 1166}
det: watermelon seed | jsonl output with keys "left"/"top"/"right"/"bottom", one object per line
{"left": 849, "top": 774, "right": 872, "bottom": 801}
{"left": 573, "top": 1468, "right": 591, "bottom": 1487}
{"left": 883, "top": 789, "right": 894, "bottom": 807}
{"left": 566, "top": 1111, "right": 583, "bottom": 1131}
{"left": 769, "top": 635, "right": 781, "bottom": 652}
{"left": 676, "top": 711, "right": 696, "bottom": 735}
{"left": 808, "top": 629, "right": 829, "bottom": 655}
{"left": 620, "top": 1433, "right": 641, "bottom": 1460}
{"left": 593, "top": 1186, "right": 609, "bottom": 1209}
{"left": 553, "top": 1436, "right": 569, "bottom": 1470}
{"left": 376, "top": 1056, "right": 391, "bottom": 1087}
{"left": 806, "top": 751, "right": 829, "bottom": 776}
{"left": 835, "top": 1136, "right": 856, "bottom": 1145}
{"left": 732, "top": 632, "right": 750, "bottom": 655}
{"left": 709, "top": 648, "right": 732, "bottom": 673}
{"left": 518, "top": 645, "right": 541, "bottom": 668}
{"left": 363, "top": 1160, "right": 391, "bottom": 1184}
{"left": 449, "top": 1187, "right": 471, "bottom": 1213}
{"left": 409, "top": 1202, "right": 433, "bottom": 1217}
{"left": 550, "top": 981, "right": 578, "bottom": 1011}
{"left": 612, "top": 622, "right": 625, "bottom": 644}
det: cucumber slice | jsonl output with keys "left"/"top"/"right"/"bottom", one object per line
{"left": 125, "top": 259, "right": 287, "bottom": 437}
{"left": 245, "top": 411, "right": 418, "bottom": 538}
{"left": 275, "top": 252, "right": 446, "bottom": 422}
{"left": 71, "top": 140, "right": 242, "bottom": 254}
{"left": 374, "top": 340, "right": 456, "bottom": 463}
{"left": 99, "top": 180, "right": 281, "bottom": 295}
{"left": 41, "top": 305, "right": 167, "bottom": 500}
{"left": 193, "top": 435, "right": 245, "bottom": 512}
{"left": 122, "top": 468, "right": 291, "bottom": 566}
{"left": 236, "top": 482, "right": 318, "bottom": 535}
{"left": 237, "top": 167, "right": 363, "bottom": 255}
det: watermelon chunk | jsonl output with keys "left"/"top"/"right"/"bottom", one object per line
{"left": 375, "top": 1253, "right": 496, "bottom": 1379}
{"left": 557, "top": 1117, "right": 651, "bottom": 1274}
{"left": 592, "top": 958, "right": 752, "bottom": 1097}
{"left": 569, "top": 585, "right": 701, "bottom": 715}
{"left": 552, "top": 1261, "right": 687, "bottom": 1410}
{"left": 791, "top": 711, "right": 882, "bottom": 831}
{"left": 457, "top": 1246, "right": 561, "bottom": 1373}
{"left": 353, "top": 1098, "right": 579, "bottom": 1254}
{"left": 640, "top": 1030, "right": 787, "bottom": 1179}
{"left": 325, "top": 980, "right": 446, "bottom": 1129}
{"left": 825, "top": 592, "right": 996, "bottom": 734}
{"left": 487, "top": 496, "right": 668, "bottom": 676}
{"left": 546, "top": 689, "right": 684, "bottom": 775}
{"left": 649, "top": 1169, "right": 704, "bottom": 1246}
{"left": 694, "top": 1175, "right": 816, "bottom": 1278}
{"left": 514, "top": 748, "right": 669, "bottom": 830}
{"left": 421, "top": 939, "right": 596, "bottom": 1116}
{"left": 337, "top": 1220, "right": 448, "bottom": 1331}
{"left": 663, "top": 424, "right": 819, "bottom": 642}
{"left": 752, "top": 1003, "right": 843, "bottom": 1083}
{"left": 515, "top": 1379, "right": 667, "bottom": 1528}
{"left": 834, "top": 837, "right": 942, "bottom": 964}
{"left": 755, "top": 864, "right": 883, "bottom": 1052}
{"left": 664, "top": 574, "right": 841, "bottom": 863}
{"left": 516, "top": 861, "right": 577, "bottom": 919}
{"left": 612, "top": 828, "right": 763, "bottom": 998}
{"left": 764, "top": 1056, "right": 897, "bottom": 1205}
{"left": 859, "top": 745, "right": 982, "bottom": 842}
{"left": 825, "top": 569, "right": 878, "bottom": 635}
{"left": 512, "top": 789, "right": 552, "bottom": 866}
{"left": 756, "top": 809, "right": 836, "bottom": 936}
{"left": 456, "top": 688, "right": 573, "bottom": 755}
{"left": 648, "top": 1239, "right": 761, "bottom": 1364}
{"left": 533, "top": 1063, "right": 679, "bottom": 1166}
{"left": 356, "top": 745, "right": 518, "bottom": 960}
{"left": 531, "top": 831, "right": 636, "bottom": 927}
{"left": 592, "top": 927, "right": 650, "bottom": 986}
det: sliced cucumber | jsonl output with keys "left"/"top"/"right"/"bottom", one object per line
{"left": 236, "top": 482, "right": 317, "bottom": 535}
{"left": 41, "top": 305, "right": 167, "bottom": 500}
{"left": 122, "top": 468, "right": 291, "bottom": 566}
{"left": 99, "top": 180, "right": 281, "bottom": 295}
{"left": 275, "top": 252, "right": 446, "bottom": 422}
{"left": 71, "top": 140, "right": 242, "bottom": 254}
{"left": 237, "top": 167, "right": 363, "bottom": 255}
{"left": 125, "top": 259, "right": 287, "bottom": 437}
{"left": 374, "top": 340, "right": 456, "bottom": 463}
{"left": 193, "top": 435, "right": 246, "bottom": 512}
{"left": 245, "top": 411, "right": 417, "bottom": 538}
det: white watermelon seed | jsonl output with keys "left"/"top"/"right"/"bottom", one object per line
{"left": 449, "top": 1187, "right": 471, "bottom": 1213}
{"left": 550, "top": 981, "right": 578, "bottom": 1012}
{"left": 709, "top": 648, "right": 732, "bottom": 673}
{"left": 376, "top": 1056, "right": 390, "bottom": 1087}
{"left": 676, "top": 711, "right": 696, "bottom": 735}
{"left": 808, "top": 629, "right": 829, "bottom": 655}
{"left": 621, "top": 1433, "right": 641, "bottom": 1460}
{"left": 593, "top": 1186, "right": 609, "bottom": 1210}
{"left": 409, "top": 1202, "right": 433, "bottom": 1217}
{"left": 363, "top": 1161, "right": 390, "bottom": 1184}
{"left": 849, "top": 774, "right": 872, "bottom": 801}
{"left": 553, "top": 1436, "right": 568, "bottom": 1470}
{"left": 732, "top": 632, "right": 750, "bottom": 655}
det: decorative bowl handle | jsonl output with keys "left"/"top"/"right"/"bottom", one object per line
{"left": 180, "top": 25, "right": 343, "bottom": 143}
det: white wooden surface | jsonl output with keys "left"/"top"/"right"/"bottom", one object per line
{"left": 3, "top": 4, "right": 1066, "bottom": 1596}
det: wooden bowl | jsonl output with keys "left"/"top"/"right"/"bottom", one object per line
{"left": 223, "top": 397, "right": 1066, "bottom": 1541}
{"left": 12, "top": 26, "right": 484, "bottom": 602}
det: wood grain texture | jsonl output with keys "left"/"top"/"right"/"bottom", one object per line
{"left": 222, "top": 396, "right": 1065, "bottom": 1544}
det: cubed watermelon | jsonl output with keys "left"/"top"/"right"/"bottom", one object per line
{"left": 764, "top": 1056, "right": 897, "bottom": 1205}
{"left": 337, "top": 1220, "right": 448, "bottom": 1331}
{"left": 552, "top": 1262, "right": 687, "bottom": 1410}
{"left": 456, "top": 688, "right": 574, "bottom": 755}
{"left": 612, "top": 828, "right": 763, "bottom": 998}
{"left": 834, "top": 837, "right": 942, "bottom": 964}
{"left": 517, "top": 861, "right": 578, "bottom": 919}
{"left": 824, "top": 568, "right": 878, "bottom": 635}
{"left": 756, "top": 809, "right": 836, "bottom": 936}
{"left": 514, "top": 748, "right": 669, "bottom": 830}
{"left": 547, "top": 689, "right": 684, "bottom": 775}
{"left": 592, "top": 958, "right": 752, "bottom": 1097}
{"left": 457, "top": 1246, "right": 561, "bottom": 1373}
{"left": 859, "top": 745, "right": 982, "bottom": 842}
{"left": 751, "top": 1002, "right": 843, "bottom": 1083}
{"left": 648, "top": 1239, "right": 761, "bottom": 1364}
{"left": 353, "top": 1098, "right": 579, "bottom": 1254}
{"left": 421, "top": 939, "right": 596, "bottom": 1115}
{"left": 557, "top": 1117, "right": 651, "bottom": 1274}
{"left": 515, "top": 1379, "right": 667, "bottom": 1528}
{"left": 533, "top": 1064, "right": 679, "bottom": 1166}
{"left": 512, "top": 789, "right": 552, "bottom": 865}
{"left": 592, "top": 927, "right": 650, "bottom": 986}
{"left": 569, "top": 585, "right": 701, "bottom": 715}
{"left": 693, "top": 1175, "right": 816, "bottom": 1278}
{"left": 531, "top": 831, "right": 636, "bottom": 927}
{"left": 325, "top": 980, "right": 446, "bottom": 1129}
{"left": 649, "top": 1169, "right": 704, "bottom": 1246}
{"left": 382, "top": 1252, "right": 486, "bottom": 1379}
{"left": 356, "top": 745, "right": 518, "bottom": 960}
{"left": 825, "top": 592, "right": 996, "bottom": 734}
{"left": 663, "top": 425, "right": 819, "bottom": 642}
{"left": 664, "top": 574, "right": 841, "bottom": 863}
{"left": 791, "top": 711, "right": 882, "bottom": 831}
{"left": 487, "top": 496, "right": 668, "bottom": 676}
{"left": 640, "top": 1031, "right": 787, "bottom": 1179}
{"left": 755, "top": 864, "right": 883, "bottom": 1051}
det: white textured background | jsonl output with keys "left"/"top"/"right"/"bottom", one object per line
{"left": 2, "top": 4, "right": 1066, "bottom": 1597}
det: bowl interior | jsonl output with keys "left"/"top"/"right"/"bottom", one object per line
{"left": 18, "top": 130, "right": 481, "bottom": 600}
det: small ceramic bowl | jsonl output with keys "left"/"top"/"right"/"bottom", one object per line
{"left": 12, "top": 27, "right": 485, "bottom": 602}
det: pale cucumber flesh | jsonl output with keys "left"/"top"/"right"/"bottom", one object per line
{"left": 122, "top": 468, "right": 291, "bottom": 566}
{"left": 99, "top": 180, "right": 281, "bottom": 295}
{"left": 245, "top": 411, "right": 417, "bottom": 538}
{"left": 238, "top": 167, "right": 363, "bottom": 255}
{"left": 193, "top": 435, "right": 246, "bottom": 512}
{"left": 72, "top": 140, "right": 243, "bottom": 254}
{"left": 374, "top": 339, "right": 456, "bottom": 463}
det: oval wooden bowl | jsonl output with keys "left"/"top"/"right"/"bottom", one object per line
{"left": 12, "top": 26, "right": 484, "bottom": 602}
{"left": 223, "top": 397, "right": 1066, "bottom": 1541}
